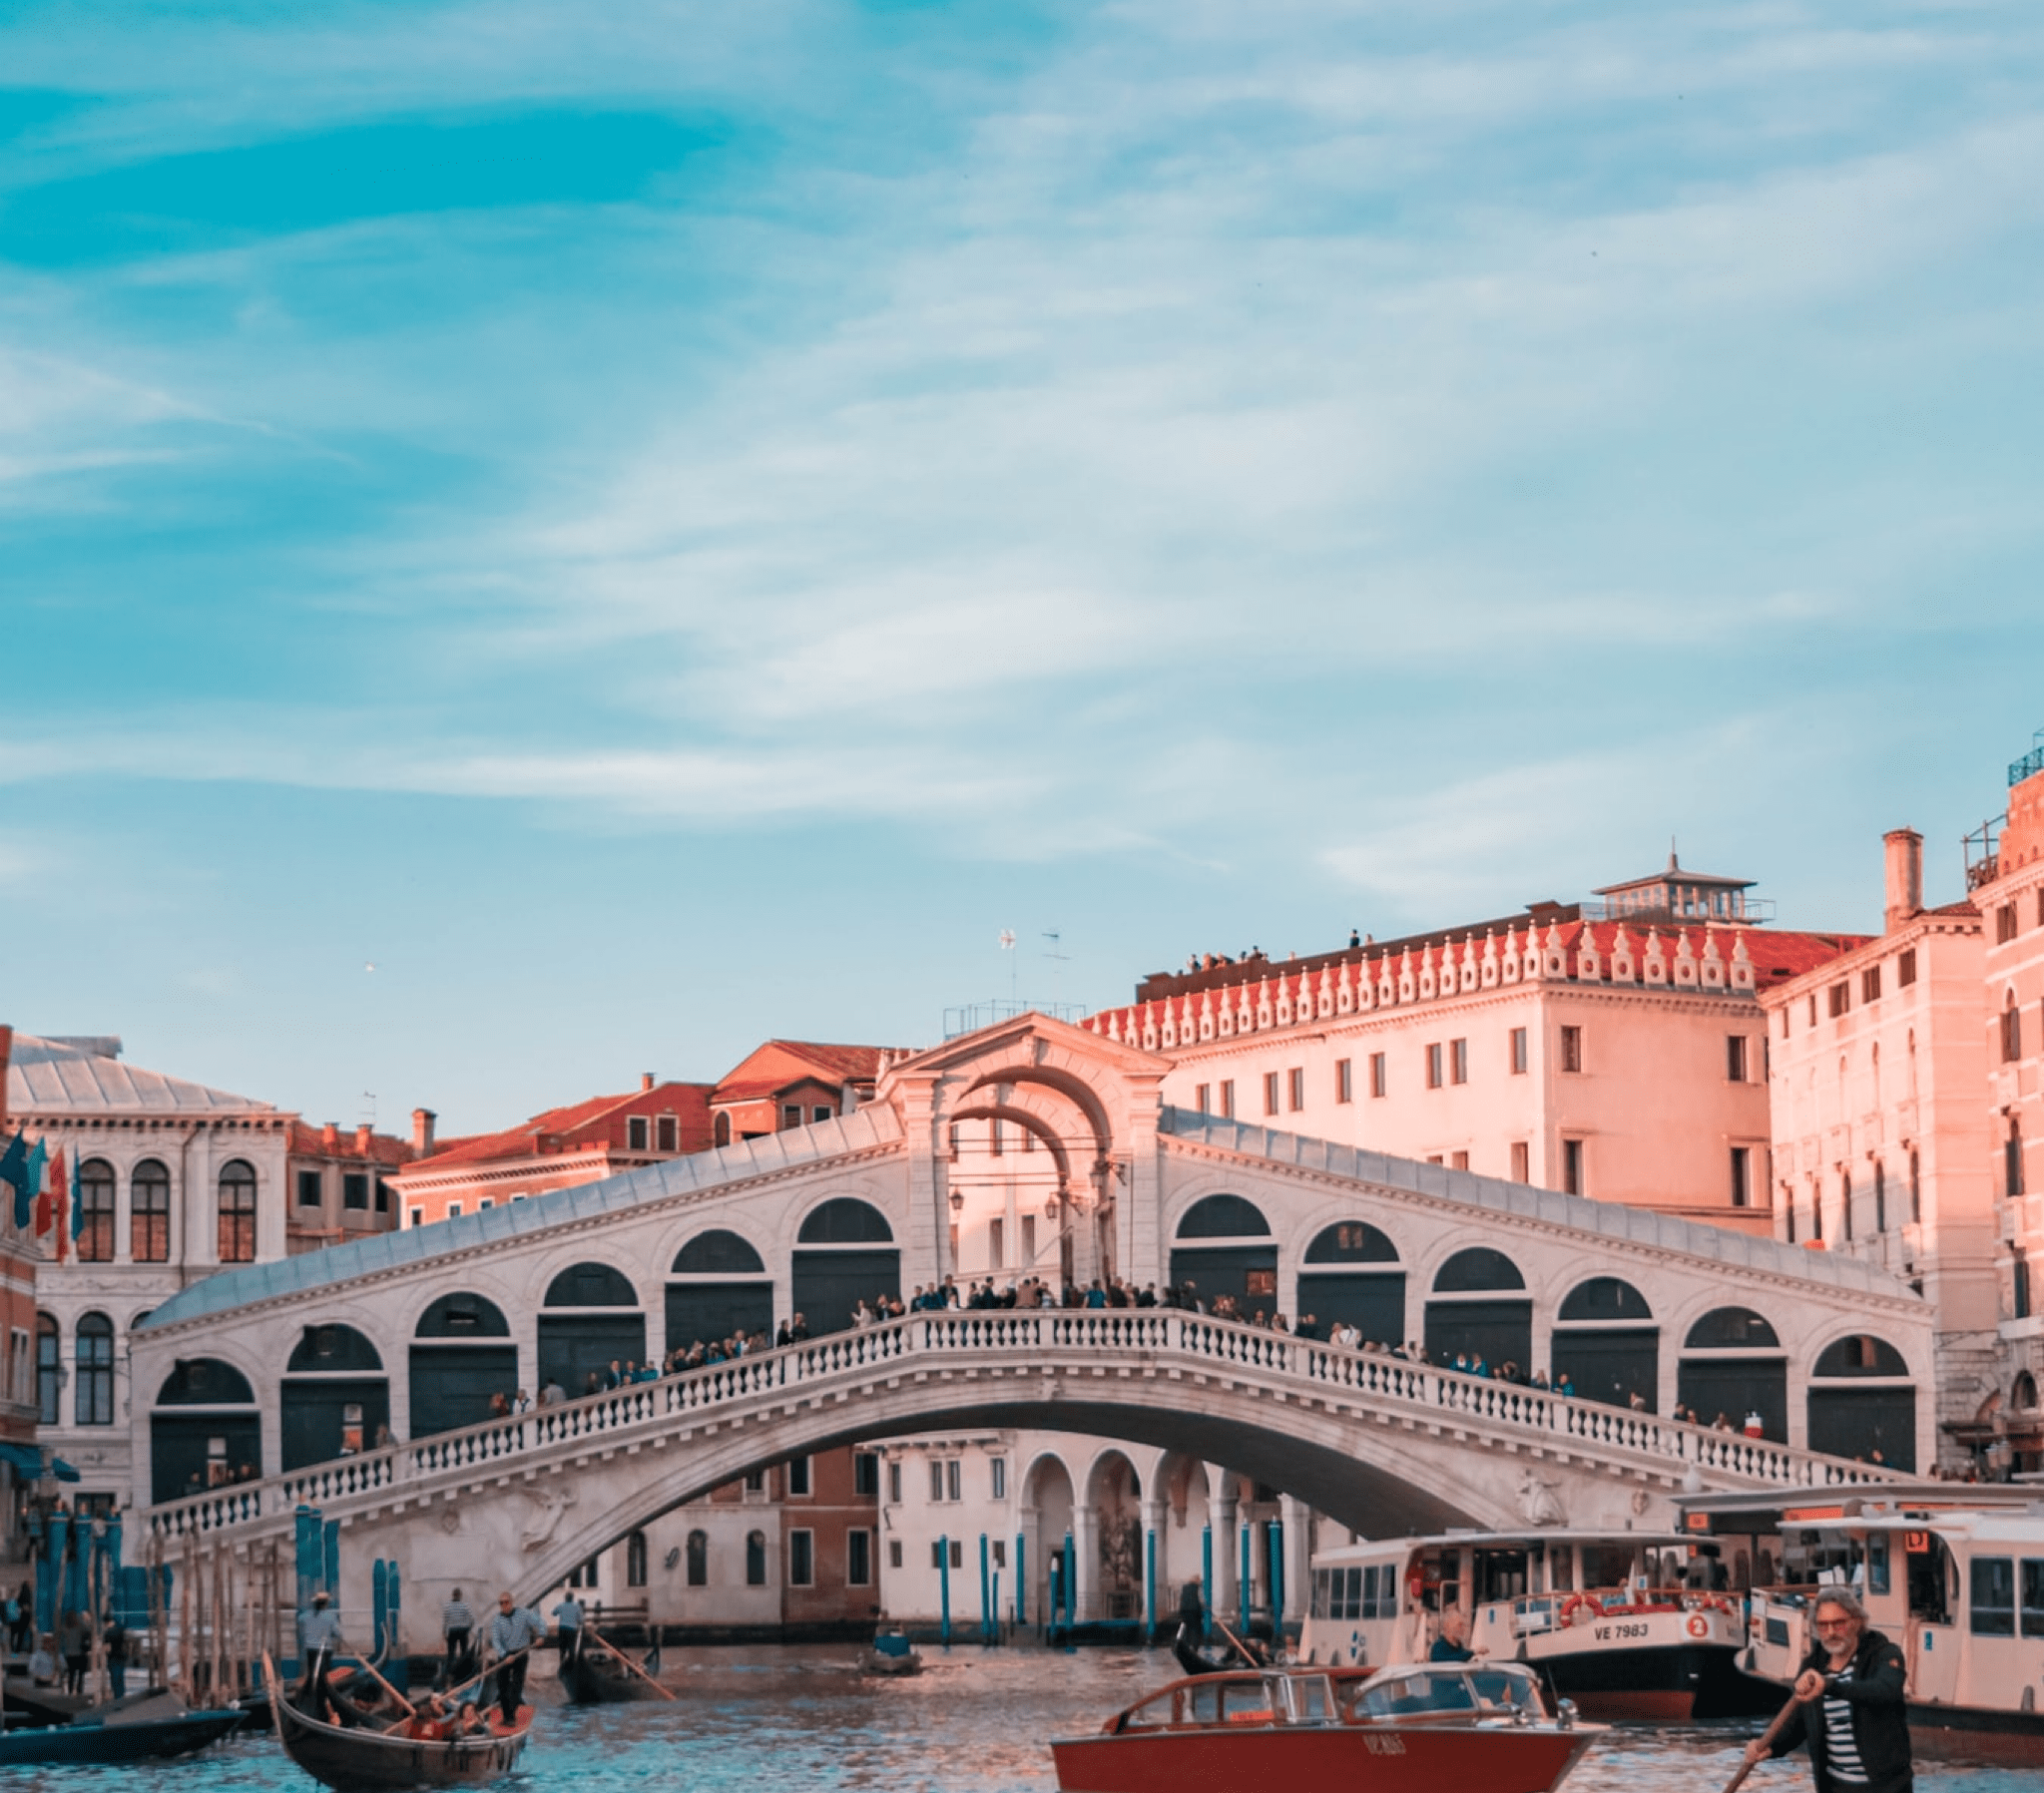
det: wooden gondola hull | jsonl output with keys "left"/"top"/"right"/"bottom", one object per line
{"left": 268, "top": 1665, "right": 531, "bottom": 1792}
{"left": 0, "top": 1708, "right": 245, "bottom": 1765}
{"left": 558, "top": 1647, "right": 663, "bottom": 1704}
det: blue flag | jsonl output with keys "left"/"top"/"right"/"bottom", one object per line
{"left": 0, "top": 1132, "right": 27, "bottom": 1225}
{"left": 16, "top": 1138, "right": 44, "bottom": 1229}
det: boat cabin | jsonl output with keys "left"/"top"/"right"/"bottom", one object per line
{"left": 1104, "top": 1663, "right": 1551, "bottom": 1734}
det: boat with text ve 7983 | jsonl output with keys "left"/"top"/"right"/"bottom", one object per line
{"left": 1051, "top": 1661, "right": 1600, "bottom": 1793}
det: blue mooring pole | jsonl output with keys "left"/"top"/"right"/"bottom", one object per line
{"left": 1015, "top": 1535, "right": 1027, "bottom": 1626}
{"left": 938, "top": 1536, "right": 951, "bottom": 1646}
{"left": 1201, "top": 1526, "right": 1213, "bottom": 1639}
{"left": 1268, "top": 1522, "right": 1283, "bottom": 1640}
{"left": 1239, "top": 1523, "right": 1251, "bottom": 1636}
{"left": 1063, "top": 1530, "right": 1076, "bottom": 1629}
{"left": 1144, "top": 1529, "right": 1157, "bottom": 1642}
{"left": 979, "top": 1535, "right": 992, "bottom": 1644}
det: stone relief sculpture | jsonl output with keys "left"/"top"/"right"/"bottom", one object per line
{"left": 1516, "top": 1469, "right": 1566, "bottom": 1526}
{"left": 519, "top": 1481, "right": 578, "bottom": 1553}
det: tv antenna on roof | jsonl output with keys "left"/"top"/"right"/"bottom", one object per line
{"left": 999, "top": 928, "right": 1017, "bottom": 1006}
{"left": 1043, "top": 928, "right": 1070, "bottom": 1010}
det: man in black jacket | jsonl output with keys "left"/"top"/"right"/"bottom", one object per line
{"left": 1743, "top": 1588, "right": 1912, "bottom": 1793}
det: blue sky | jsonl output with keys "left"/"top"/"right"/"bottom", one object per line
{"left": 3, "top": 2, "right": 2043, "bottom": 1133}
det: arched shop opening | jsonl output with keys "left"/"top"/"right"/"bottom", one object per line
{"left": 151, "top": 1358, "right": 259, "bottom": 1502}
{"left": 281, "top": 1323, "right": 388, "bottom": 1469}
{"left": 1169, "top": 1195, "right": 1278, "bottom": 1315}
{"left": 1807, "top": 1335, "right": 1916, "bottom": 1470}
{"left": 666, "top": 1229, "right": 773, "bottom": 1353}
{"left": 1296, "top": 1221, "right": 1403, "bottom": 1343}
{"left": 539, "top": 1263, "right": 646, "bottom": 1397}
{"left": 1551, "top": 1277, "right": 1658, "bottom": 1411}
{"left": 409, "top": 1292, "right": 516, "bottom": 1437}
{"left": 790, "top": 1199, "right": 898, "bottom": 1334}
{"left": 1677, "top": 1307, "right": 1787, "bottom": 1441}
{"left": 1424, "top": 1248, "right": 1530, "bottom": 1371}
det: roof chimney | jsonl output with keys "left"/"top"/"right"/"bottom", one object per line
{"left": 641, "top": 1073, "right": 655, "bottom": 1093}
{"left": 412, "top": 1107, "right": 437, "bottom": 1157}
{"left": 321, "top": 1121, "right": 339, "bottom": 1148}
{"left": 1883, "top": 828, "right": 1923, "bottom": 934}
{"left": 355, "top": 1123, "right": 373, "bottom": 1153}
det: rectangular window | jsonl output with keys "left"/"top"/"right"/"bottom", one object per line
{"left": 1731, "top": 1145, "right": 1751, "bottom": 1208}
{"left": 1560, "top": 1027, "right": 1583, "bottom": 1074}
{"left": 887, "top": 1461, "right": 902, "bottom": 1505}
{"left": 947, "top": 1460, "right": 961, "bottom": 1503}
{"left": 1425, "top": 1044, "right": 1443, "bottom": 1089}
{"left": 811, "top": 1106, "right": 831, "bottom": 1124}
{"left": 478, "top": 1197, "right": 492, "bottom": 1211}
{"left": 2015, "top": 1250, "right": 2031, "bottom": 1321}
{"left": 2009, "top": 1127, "right": 2026, "bottom": 1198}
{"left": 1021, "top": 1214, "right": 1036, "bottom": 1262}
{"left": 988, "top": 1217, "right": 1004, "bottom": 1269}
{"left": 1727, "top": 1035, "right": 1749, "bottom": 1083}
{"left": 1971, "top": 1557, "right": 2015, "bottom": 1636}
{"left": 1450, "top": 1150, "right": 1468, "bottom": 1170}
{"left": 992, "top": 1540, "right": 1006, "bottom": 1569}
{"left": 1194, "top": 1084, "right": 1211, "bottom": 1114}
{"left": 1219, "top": 1080, "right": 1236, "bottom": 1120}
{"left": 1449, "top": 1039, "right": 1468, "bottom": 1085}
{"left": 1861, "top": 966, "right": 1881, "bottom": 1004}
{"left": 1286, "top": 1067, "right": 1304, "bottom": 1112}
{"left": 408, "top": 1208, "right": 424, "bottom": 1229}
{"left": 1263, "top": 1072, "right": 1280, "bottom": 1116}
{"left": 2004, "top": 1005, "right": 2023, "bottom": 1064}
{"left": 627, "top": 1116, "right": 650, "bottom": 1150}
{"left": 1510, "top": 1028, "right": 1528, "bottom": 1075}
{"left": 786, "top": 1455, "right": 811, "bottom": 1497}
{"left": 375, "top": 1178, "right": 391, "bottom": 1213}
{"left": 132, "top": 1177, "right": 170, "bottom": 1263}
{"left": 788, "top": 1530, "right": 814, "bottom": 1587}
{"left": 1998, "top": 903, "right": 2018, "bottom": 944}
{"left": 2021, "top": 1559, "right": 2044, "bottom": 1637}
{"left": 1562, "top": 1138, "right": 1584, "bottom": 1196}
{"left": 1335, "top": 1060, "right": 1352, "bottom": 1104}
{"left": 1828, "top": 982, "right": 1849, "bottom": 1019}
{"left": 1510, "top": 1141, "right": 1529, "bottom": 1183}
{"left": 1807, "top": 993, "right": 1818, "bottom": 1026}
{"left": 745, "top": 1468, "right": 766, "bottom": 1494}
{"left": 990, "top": 1458, "right": 1007, "bottom": 1500}
{"left": 1898, "top": 948, "right": 1917, "bottom": 987}
{"left": 342, "top": 1172, "right": 368, "bottom": 1210}
{"left": 930, "top": 1541, "right": 945, "bottom": 1569}
{"left": 446, "top": 1202, "right": 461, "bottom": 1219}
{"left": 951, "top": 1540, "right": 963, "bottom": 1569}
{"left": 1369, "top": 1054, "right": 1387, "bottom": 1099}
{"left": 888, "top": 1539, "right": 903, "bottom": 1569}
{"left": 296, "top": 1169, "right": 323, "bottom": 1207}
{"left": 853, "top": 1452, "right": 879, "bottom": 1498}
{"left": 847, "top": 1529, "right": 871, "bottom": 1586}
{"left": 658, "top": 1115, "right": 679, "bottom": 1150}
{"left": 929, "top": 1461, "right": 945, "bottom": 1503}
{"left": 782, "top": 1104, "right": 803, "bottom": 1129}
{"left": 990, "top": 1119, "right": 1003, "bottom": 1155}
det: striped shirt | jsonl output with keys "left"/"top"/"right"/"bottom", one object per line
{"left": 442, "top": 1599, "right": 474, "bottom": 1633}
{"left": 1820, "top": 1663, "right": 1869, "bottom": 1785}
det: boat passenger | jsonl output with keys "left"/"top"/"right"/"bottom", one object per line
{"left": 452, "top": 1699, "right": 492, "bottom": 1740}
{"left": 407, "top": 1693, "right": 451, "bottom": 1740}
{"left": 1743, "top": 1588, "right": 1911, "bottom": 1793}
{"left": 1429, "top": 1607, "right": 1484, "bottom": 1663}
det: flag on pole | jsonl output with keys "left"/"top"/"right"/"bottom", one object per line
{"left": 34, "top": 1146, "right": 60, "bottom": 1241}
{"left": 12, "top": 1136, "right": 43, "bottom": 1229}
{"left": 49, "top": 1148, "right": 68, "bottom": 1263}
{"left": 0, "top": 1132, "right": 27, "bottom": 1227}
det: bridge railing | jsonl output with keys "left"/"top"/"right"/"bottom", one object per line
{"left": 143, "top": 1308, "right": 1895, "bottom": 1542}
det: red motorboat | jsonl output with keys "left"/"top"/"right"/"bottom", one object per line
{"left": 1052, "top": 1661, "right": 1601, "bottom": 1793}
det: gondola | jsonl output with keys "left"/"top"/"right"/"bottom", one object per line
{"left": 0, "top": 1691, "right": 244, "bottom": 1765}
{"left": 557, "top": 1634, "right": 665, "bottom": 1704}
{"left": 263, "top": 1653, "right": 533, "bottom": 1792}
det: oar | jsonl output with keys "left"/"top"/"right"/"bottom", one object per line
{"left": 435, "top": 1642, "right": 534, "bottom": 1708}
{"left": 348, "top": 1652, "right": 418, "bottom": 1718}
{"left": 584, "top": 1626, "right": 676, "bottom": 1699}
{"left": 1722, "top": 1692, "right": 1803, "bottom": 1793}
{"left": 1208, "top": 1612, "right": 1264, "bottom": 1668}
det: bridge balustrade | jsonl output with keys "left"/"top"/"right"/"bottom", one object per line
{"left": 143, "top": 1310, "right": 1898, "bottom": 1545}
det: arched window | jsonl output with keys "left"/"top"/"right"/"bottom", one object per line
{"left": 745, "top": 1530, "right": 766, "bottom": 1586}
{"left": 1684, "top": 1308, "right": 1781, "bottom": 1350}
{"left": 156, "top": 1358, "right": 257, "bottom": 1406}
{"left": 2003, "top": 990, "right": 2022, "bottom": 1064}
{"left": 1174, "top": 1194, "right": 1272, "bottom": 1238}
{"left": 415, "top": 1293, "right": 510, "bottom": 1337}
{"left": 76, "top": 1158, "right": 116, "bottom": 1262}
{"left": 627, "top": 1530, "right": 649, "bottom": 1588}
{"left": 687, "top": 1530, "right": 709, "bottom": 1586}
{"left": 1813, "top": 1335, "right": 1909, "bottom": 1378}
{"left": 1809, "top": 1336, "right": 1914, "bottom": 1471}
{"left": 75, "top": 1313, "right": 115, "bottom": 1426}
{"left": 796, "top": 1199, "right": 894, "bottom": 1244}
{"left": 2007, "top": 1121, "right": 2025, "bottom": 1199}
{"left": 1841, "top": 1168, "right": 1854, "bottom": 1242}
{"left": 672, "top": 1230, "right": 766, "bottom": 1275}
{"left": 714, "top": 1113, "right": 732, "bottom": 1147}
{"left": 1873, "top": 1161, "right": 1886, "bottom": 1234}
{"left": 1432, "top": 1247, "right": 1525, "bottom": 1292}
{"left": 1909, "top": 1149, "right": 1921, "bottom": 1223}
{"left": 1558, "top": 1277, "right": 1652, "bottom": 1322}
{"left": 218, "top": 1160, "right": 257, "bottom": 1263}
{"left": 2014, "top": 1372, "right": 2039, "bottom": 1411}
{"left": 35, "top": 1314, "right": 59, "bottom": 1426}
{"left": 132, "top": 1158, "right": 170, "bottom": 1262}
{"left": 287, "top": 1324, "right": 384, "bottom": 1373}
{"left": 1680, "top": 1307, "right": 1787, "bottom": 1443}
{"left": 1302, "top": 1221, "right": 1397, "bottom": 1263}
{"left": 543, "top": 1263, "right": 639, "bottom": 1307}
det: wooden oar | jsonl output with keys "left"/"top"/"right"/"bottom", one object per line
{"left": 348, "top": 1652, "right": 418, "bottom": 1718}
{"left": 584, "top": 1626, "right": 676, "bottom": 1700}
{"left": 379, "top": 1644, "right": 539, "bottom": 1736}
{"left": 1209, "top": 1612, "right": 1265, "bottom": 1668}
{"left": 1721, "top": 1692, "right": 1803, "bottom": 1793}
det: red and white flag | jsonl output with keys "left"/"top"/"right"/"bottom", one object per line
{"left": 35, "top": 1147, "right": 65, "bottom": 1262}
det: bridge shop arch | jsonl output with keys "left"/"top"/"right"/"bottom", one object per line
{"left": 1678, "top": 1306, "right": 1788, "bottom": 1441}
{"left": 1170, "top": 1194, "right": 1278, "bottom": 1315}
{"left": 410, "top": 1292, "right": 515, "bottom": 1437}
{"left": 790, "top": 1198, "right": 898, "bottom": 1333}
{"left": 1424, "top": 1247, "right": 1530, "bottom": 1372}
{"left": 1551, "top": 1277, "right": 1658, "bottom": 1412}
{"left": 151, "top": 1357, "right": 259, "bottom": 1502}
{"left": 1296, "top": 1220, "right": 1403, "bottom": 1343}
{"left": 666, "top": 1229, "right": 773, "bottom": 1354}
{"left": 281, "top": 1323, "right": 388, "bottom": 1470}
{"left": 1807, "top": 1334, "right": 1916, "bottom": 1471}
{"left": 540, "top": 1262, "right": 646, "bottom": 1396}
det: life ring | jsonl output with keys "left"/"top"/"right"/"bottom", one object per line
{"left": 1687, "top": 1614, "right": 1710, "bottom": 1639}
{"left": 1560, "top": 1593, "right": 1604, "bottom": 1627}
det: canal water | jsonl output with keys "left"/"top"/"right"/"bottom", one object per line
{"left": 14, "top": 1644, "right": 2036, "bottom": 1793}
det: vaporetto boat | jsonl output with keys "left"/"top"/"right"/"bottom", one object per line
{"left": 1298, "top": 1527, "right": 1770, "bottom": 1720}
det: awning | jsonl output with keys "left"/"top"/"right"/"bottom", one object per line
{"left": 0, "top": 1443, "right": 79, "bottom": 1482}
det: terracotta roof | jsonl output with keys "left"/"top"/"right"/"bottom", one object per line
{"left": 285, "top": 1121, "right": 413, "bottom": 1167}
{"left": 712, "top": 1041, "right": 886, "bottom": 1105}
{"left": 418, "top": 1083, "right": 714, "bottom": 1169}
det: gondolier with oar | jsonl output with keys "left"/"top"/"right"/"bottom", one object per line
{"left": 1736, "top": 1588, "right": 1911, "bottom": 1793}
{"left": 296, "top": 1590, "right": 345, "bottom": 1721}
{"left": 487, "top": 1591, "right": 545, "bottom": 1728}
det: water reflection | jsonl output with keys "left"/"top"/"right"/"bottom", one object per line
{"left": 11, "top": 1645, "right": 2034, "bottom": 1793}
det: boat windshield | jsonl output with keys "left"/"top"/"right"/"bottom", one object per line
{"left": 1345, "top": 1662, "right": 1544, "bottom": 1721}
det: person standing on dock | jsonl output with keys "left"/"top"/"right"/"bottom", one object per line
{"left": 551, "top": 1589, "right": 585, "bottom": 1661}
{"left": 488, "top": 1591, "right": 545, "bottom": 1726}
{"left": 441, "top": 1587, "right": 476, "bottom": 1683}
{"left": 1743, "top": 1588, "right": 1911, "bottom": 1793}
{"left": 297, "top": 1590, "right": 345, "bottom": 1720}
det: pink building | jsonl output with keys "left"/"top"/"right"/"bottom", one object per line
{"left": 1086, "top": 860, "right": 1863, "bottom": 1233}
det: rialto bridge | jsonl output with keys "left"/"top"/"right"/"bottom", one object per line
{"left": 129, "top": 1016, "right": 1929, "bottom": 1616}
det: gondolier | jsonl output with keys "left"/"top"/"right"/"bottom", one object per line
{"left": 1742, "top": 1588, "right": 1912, "bottom": 1793}
{"left": 488, "top": 1591, "right": 545, "bottom": 1727}
{"left": 297, "top": 1590, "right": 345, "bottom": 1719}
{"left": 442, "top": 1587, "right": 476, "bottom": 1682}
{"left": 551, "top": 1590, "right": 585, "bottom": 1660}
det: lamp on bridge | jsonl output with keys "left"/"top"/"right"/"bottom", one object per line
{"left": 1043, "top": 1196, "right": 1060, "bottom": 1220}
{"left": 949, "top": 1190, "right": 964, "bottom": 1213}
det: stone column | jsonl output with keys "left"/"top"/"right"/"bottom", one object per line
{"left": 1211, "top": 1472, "right": 1239, "bottom": 1627}
{"left": 1280, "top": 1495, "right": 1312, "bottom": 1626}
{"left": 1071, "top": 1504, "right": 1099, "bottom": 1623}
